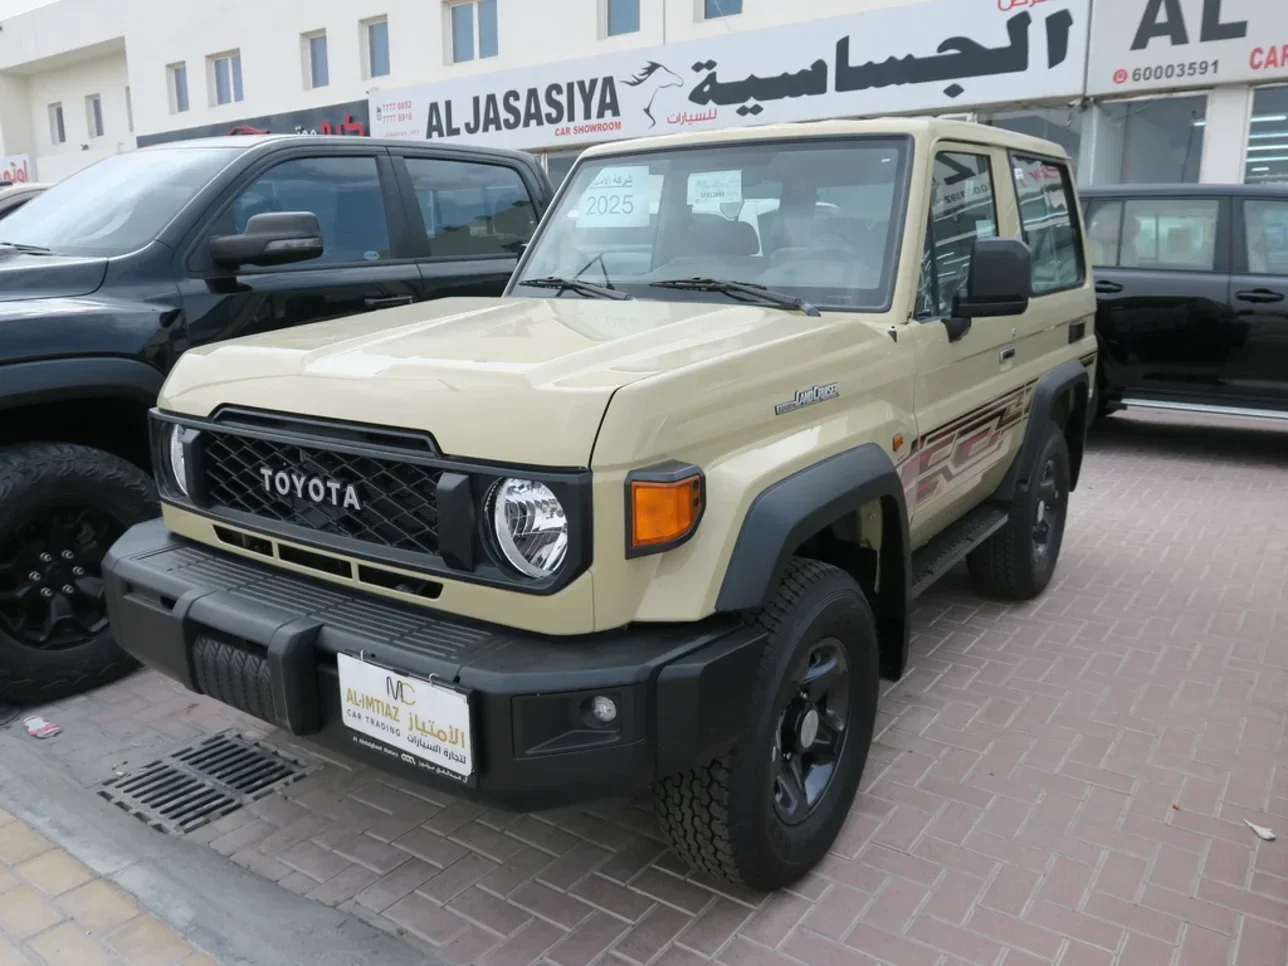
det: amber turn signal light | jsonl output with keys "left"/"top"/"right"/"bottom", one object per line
{"left": 627, "top": 469, "right": 704, "bottom": 556}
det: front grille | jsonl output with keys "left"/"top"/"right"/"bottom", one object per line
{"left": 199, "top": 429, "right": 442, "bottom": 556}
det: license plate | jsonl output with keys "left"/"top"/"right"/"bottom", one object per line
{"left": 337, "top": 652, "right": 473, "bottom": 782}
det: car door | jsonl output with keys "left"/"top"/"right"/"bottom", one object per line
{"left": 1227, "top": 195, "right": 1288, "bottom": 410}
{"left": 391, "top": 150, "right": 544, "bottom": 300}
{"left": 907, "top": 144, "right": 1019, "bottom": 545}
{"left": 177, "top": 146, "right": 423, "bottom": 349}
{"left": 1082, "top": 193, "right": 1232, "bottom": 405}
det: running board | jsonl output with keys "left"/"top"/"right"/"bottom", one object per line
{"left": 1120, "top": 397, "right": 1288, "bottom": 422}
{"left": 910, "top": 506, "right": 1009, "bottom": 598}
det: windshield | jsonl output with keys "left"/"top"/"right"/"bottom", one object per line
{"left": 516, "top": 137, "right": 910, "bottom": 311}
{"left": 0, "top": 147, "right": 241, "bottom": 257}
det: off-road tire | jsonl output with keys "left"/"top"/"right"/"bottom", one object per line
{"left": 653, "top": 558, "right": 880, "bottom": 891}
{"left": 967, "top": 420, "right": 1071, "bottom": 600}
{"left": 0, "top": 443, "right": 156, "bottom": 704}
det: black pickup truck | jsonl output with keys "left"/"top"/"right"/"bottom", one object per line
{"left": 0, "top": 135, "right": 552, "bottom": 703}
{"left": 1082, "top": 183, "right": 1288, "bottom": 421}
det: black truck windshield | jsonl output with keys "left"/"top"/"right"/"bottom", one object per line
{"left": 515, "top": 137, "right": 910, "bottom": 311}
{"left": 0, "top": 147, "right": 240, "bottom": 257}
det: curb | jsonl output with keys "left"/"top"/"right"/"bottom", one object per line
{"left": 0, "top": 732, "right": 439, "bottom": 966}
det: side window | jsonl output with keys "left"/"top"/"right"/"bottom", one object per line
{"left": 916, "top": 151, "right": 997, "bottom": 319}
{"left": 404, "top": 158, "right": 538, "bottom": 257}
{"left": 1084, "top": 200, "right": 1123, "bottom": 268}
{"left": 1120, "top": 198, "right": 1220, "bottom": 271}
{"left": 1012, "top": 155, "right": 1083, "bottom": 294}
{"left": 227, "top": 156, "right": 390, "bottom": 265}
{"left": 1243, "top": 199, "right": 1288, "bottom": 275}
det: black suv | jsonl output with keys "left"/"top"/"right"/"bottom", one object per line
{"left": 0, "top": 135, "right": 552, "bottom": 704}
{"left": 1081, "top": 183, "right": 1288, "bottom": 420}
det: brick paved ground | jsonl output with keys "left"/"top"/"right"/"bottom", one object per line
{"left": 6, "top": 411, "right": 1288, "bottom": 965}
{"left": 0, "top": 807, "right": 214, "bottom": 966}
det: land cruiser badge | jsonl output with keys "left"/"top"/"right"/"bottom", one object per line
{"left": 775, "top": 383, "right": 840, "bottom": 416}
{"left": 259, "top": 467, "right": 362, "bottom": 511}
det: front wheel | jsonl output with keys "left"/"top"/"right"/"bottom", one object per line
{"left": 0, "top": 443, "right": 157, "bottom": 704}
{"left": 654, "top": 559, "right": 880, "bottom": 891}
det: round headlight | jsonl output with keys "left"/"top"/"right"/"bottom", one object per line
{"left": 490, "top": 478, "right": 568, "bottom": 579}
{"left": 167, "top": 424, "right": 188, "bottom": 497}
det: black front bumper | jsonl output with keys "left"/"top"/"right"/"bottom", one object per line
{"left": 103, "top": 520, "right": 765, "bottom": 810}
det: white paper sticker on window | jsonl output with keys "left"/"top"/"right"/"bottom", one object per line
{"left": 577, "top": 166, "right": 650, "bottom": 227}
{"left": 687, "top": 170, "right": 743, "bottom": 206}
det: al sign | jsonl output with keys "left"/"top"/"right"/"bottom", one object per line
{"left": 372, "top": 0, "right": 1089, "bottom": 151}
{"left": 1088, "top": 0, "right": 1288, "bottom": 95}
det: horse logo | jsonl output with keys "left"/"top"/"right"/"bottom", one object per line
{"left": 621, "top": 61, "right": 683, "bottom": 129}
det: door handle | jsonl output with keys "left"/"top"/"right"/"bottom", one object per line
{"left": 364, "top": 295, "right": 416, "bottom": 310}
{"left": 999, "top": 347, "right": 1016, "bottom": 363}
{"left": 1095, "top": 280, "right": 1123, "bottom": 294}
{"left": 1234, "top": 289, "right": 1285, "bottom": 304}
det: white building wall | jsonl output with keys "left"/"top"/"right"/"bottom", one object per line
{"left": 24, "top": 52, "right": 130, "bottom": 181}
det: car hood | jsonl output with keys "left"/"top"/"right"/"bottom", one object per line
{"left": 161, "top": 295, "right": 852, "bottom": 466}
{"left": 0, "top": 250, "right": 108, "bottom": 302}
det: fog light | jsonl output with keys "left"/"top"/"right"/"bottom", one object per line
{"left": 591, "top": 696, "right": 618, "bottom": 724}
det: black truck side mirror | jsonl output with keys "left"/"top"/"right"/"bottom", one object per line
{"left": 945, "top": 237, "right": 1033, "bottom": 341}
{"left": 210, "top": 211, "right": 324, "bottom": 268}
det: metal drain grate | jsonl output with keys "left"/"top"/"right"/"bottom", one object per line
{"left": 98, "top": 731, "right": 312, "bottom": 834}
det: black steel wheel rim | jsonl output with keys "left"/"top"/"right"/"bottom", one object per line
{"left": 1032, "top": 458, "right": 1065, "bottom": 563}
{"left": 772, "top": 637, "right": 851, "bottom": 826}
{"left": 0, "top": 507, "right": 121, "bottom": 650}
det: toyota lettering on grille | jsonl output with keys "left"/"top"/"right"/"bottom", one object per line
{"left": 259, "top": 467, "right": 363, "bottom": 511}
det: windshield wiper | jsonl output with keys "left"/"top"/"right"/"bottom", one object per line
{"left": 517, "top": 276, "right": 633, "bottom": 301}
{"left": 649, "top": 277, "right": 820, "bottom": 317}
{"left": 0, "top": 241, "right": 57, "bottom": 255}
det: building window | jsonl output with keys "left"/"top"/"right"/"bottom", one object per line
{"left": 210, "top": 51, "right": 244, "bottom": 106}
{"left": 48, "top": 103, "right": 66, "bottom": 145}
{"left": 85, "top": 95, "right": 104, "bottom": 138}
{"left": 917, "top": 152, "right": 997, "bottom": 319}
{"left": 363, "top": 17, "right": 390, "bottom": 78}
{"left": 606, "top": 0, "right": 639, "bottom": 36}
{"left": 1099, "top": 96, "right": 1206, "bottom": 184}
{"left": 1245, "top": 84, "right": 1288, "bottom": 186}
{"left": 304, "top": 30, "right": 329, "bottom": 88}
{"left": 168, "top": 62, "right": 190, "bottom": 114}
{"left": 981, "top": 108, "right": 1083, "bottom": 174}
{"left": 703, "top": 0, "right": 741, "bottom": 18}
{"left": 450, "top": 0, "right": 498, "bottom": 63}
{"left": 126, "top": 86, "right": 134, "bottom": 132}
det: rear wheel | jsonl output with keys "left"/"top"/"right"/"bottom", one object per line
{"left": 967, "top": 420, "right": 1070, "bottom": 600}
{"left": 0, "top": 443, "right": 156, "bottom": 704}
{"left": 654, "top": 559, "right": 880, "bottom": 891}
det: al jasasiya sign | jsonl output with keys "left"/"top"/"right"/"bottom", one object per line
{"left": 371, "top": 0, "right": 1090, "bottom": 151}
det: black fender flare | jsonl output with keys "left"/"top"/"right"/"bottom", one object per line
{"left": 0, "top": 357, "right": 164, "bottom": 412}
{"left": 995, "top": 359, "right": 1090, "bottom": 502}
{"left": 714, "top": 442, "right": 911, "bottom": 679}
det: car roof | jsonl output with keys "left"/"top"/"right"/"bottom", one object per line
{"left": 0, "top": 182, "right": 50, "bottom": 193}
{"left": 140, "top": 134, "right": 536, "bottom": 164}
{"left": 579, "top": 116, "right": 1073, "bottom": 163}
{"left": 1079, "top": 183, "right": 1288, "bottom": 198}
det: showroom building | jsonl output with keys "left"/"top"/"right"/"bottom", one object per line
{"left": 0, "top": 0, "right": 1283, "bottom": 188}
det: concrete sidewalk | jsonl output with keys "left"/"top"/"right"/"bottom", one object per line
{"left": 0, "top": 806, "right": 214, "bottom": 966}
{"left": 0, "top": 733, "right": 435, "bottom": 966}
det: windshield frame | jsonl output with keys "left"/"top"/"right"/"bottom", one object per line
{"left": 507, "top": 133, "right": 916, "bottom": 315}
{"left": 0, "top": 145, "right": 244, "bottom": 259}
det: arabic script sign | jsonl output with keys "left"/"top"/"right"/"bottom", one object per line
{"left": 1088, "top": 0, "right": 1288, "bottom": 95}
{"left": 137, "top": 100, "right": 370, "bottom": 147}
{"left": 371, "top": 0, "right": 1089, "bottom": 151}
{"left": 1, "top": 154, "right": 34, "bottom": 183}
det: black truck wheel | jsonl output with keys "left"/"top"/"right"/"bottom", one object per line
{"left": 968, "top": 420, "right": 1071, "bottom": 600}
{"left": 0, "top": 443, "right": 156, "bottom": 704}
{"left": 654, "top": 558, "right": 880, "bottom": 891}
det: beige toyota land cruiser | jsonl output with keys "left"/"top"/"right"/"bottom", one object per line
{"left": 104, "top": 118, "right": 1096, "bottom": 891}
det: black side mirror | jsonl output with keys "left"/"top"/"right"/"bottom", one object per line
{"left": 945, "top": 237, "right": 1033, "bottom": 342}
{"left": 210, "top": 211, "right": 324, "bottom": 268}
